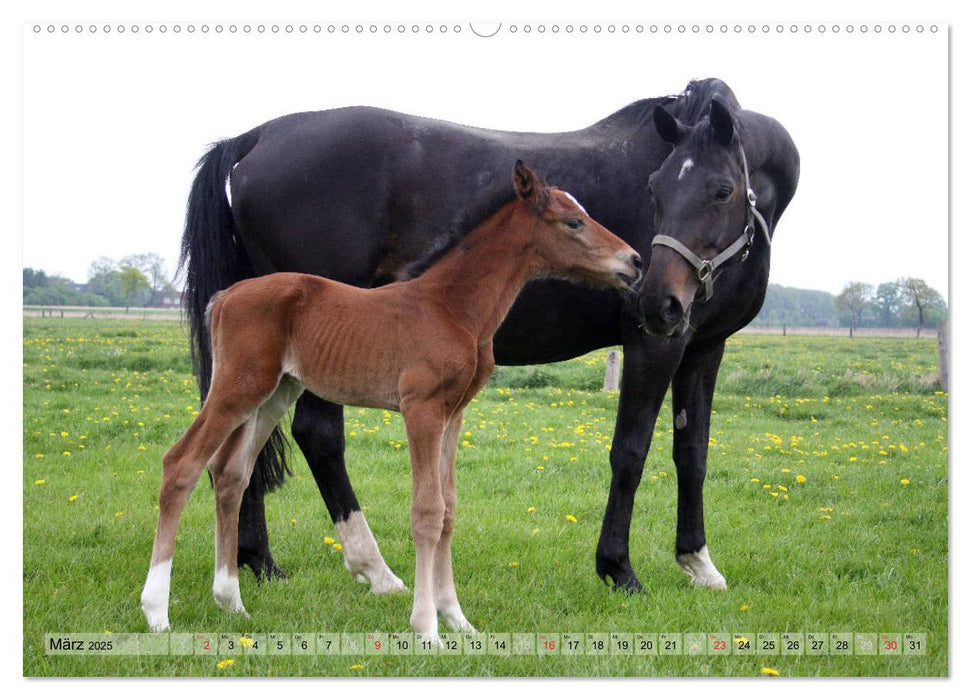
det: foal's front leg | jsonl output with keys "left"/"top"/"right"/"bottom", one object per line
{"left": 401, "top": 402, "right": 447, "bottom": 643}
{"left": 433, "top": 411, "right": 475, "bottom": 632}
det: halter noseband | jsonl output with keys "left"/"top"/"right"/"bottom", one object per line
{"left": 651, "top": 145, "right": 771, "bottom": 303}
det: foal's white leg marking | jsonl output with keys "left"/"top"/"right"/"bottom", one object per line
{"left": 676, "top": 545, "right": 728, "bottom": 590}
{"left": 335, "top": 511, "right": 407, "bottom": 594}
{"left": 678, "top": 158, "right": 694, "bottom": 181}
{"left": 141, "top": 558, "right": 173, "bottom": 632}
{"left": 562, "top": 191, "right": 588, "bottom": 214}
{"left": 212, "top": 565, "right": 249, "bottom": 616}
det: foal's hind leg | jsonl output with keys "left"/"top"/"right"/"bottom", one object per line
{"left": 141, "top": 401, "right": 250, "bottom": 631}
{"left": 211, "top": 378, "right": 304, "bottom": 617}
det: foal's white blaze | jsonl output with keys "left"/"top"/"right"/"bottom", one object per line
{"left": 676, "top": 545, "right": 728, "bottom": 590}
{"left": 141, "top": 558, "right": 173, "bottom": 632}
{"left": 678, "top": 158, "right": 695, "bottom": 181}
{"left": 335, "top": 511, "right": 407, "bottom": 594}
{"left": 562, "top": 191, "right": 587, "bottom": 214}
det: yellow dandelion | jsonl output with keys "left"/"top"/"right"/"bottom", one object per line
{"left": 527, "top": 506, "right": 536, "bottom": 513}
{"left": 736, "top": 636, "right": 749, "bottom": 645}
{"left": 138, "top": 444, "right": 147, "bottom": 451}
{"left": 778, "top": 485, "right": 788, "bottom": 492}
{"left": 60, "top": 431, "right": 69, "bottom": 437}
{"left": 900, "top": 478, "right": 910, "bottom": 486}
{"left": 770, "top": 492, "right": 779, "bottom": 498}
{"left": 821, "top": 515, "right": 831, "bottom": 520}
{"left": 216, "top": 658, "right": 235, "bottom": 669}
{"left": 333, "top": 543, "right": 342, "bottom": 552}
{"left": 34, "top": 479, "right": 46, "bottom": 485}
{"left": 35, "top": 454, "right": 44, "bottom": 459}
{"left": 62, "top": 451, "right": 71, "bottom": 457}
{"left": 509, "top": 561, "right": 519, "bottom": 568}
{"left": 796, "top": 475, "right": 806, "bottom": 483}
{"left": 565, "top": 514, "right": 578, "bottom": 523}
{"left": 536, "top": 465, "right": 544, "bottom": 471}
{"left": 740, "top": 604, "right": 750, "bottom": 612}
{"left": 760, "top": 667, "right": 779, "bottom": 676}
{"left": 781, "top": 468, "right": 790, "bottom": 473}
{"left": 68, "top": 494, "right": 78, "bottom": 502}
{"left": 115, "top": 511, "right": 124, "bottom": 518}
{"left": 750, "top": 478, "right": 760, "bottom": 483}
{"left": 240, "top": 636, "right": 254, "bottom": 647}
{"left": 290, "top": 519, "right": 297, "bottom": 526}
{"left": 323, "top": 537, "right": 335, "bottom": 545}
{"left": 349, "top": 664, "right": 364, "bottom": 671}
{"left": 531, "top": 528, "right": 540, "bottom": 536}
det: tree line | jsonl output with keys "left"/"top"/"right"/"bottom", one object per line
{"left": 753, "top": 278, "right": 947, "bottom": 331}
{"left": 23, "top": 253, "right": 180, "bottom": 312}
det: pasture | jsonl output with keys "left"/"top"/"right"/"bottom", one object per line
{"left": 22, "top": 319, "right": 948, "bottom": 676}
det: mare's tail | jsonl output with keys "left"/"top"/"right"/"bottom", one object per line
{"left": 179, "top": 132, "right": 292, "bottom": 493}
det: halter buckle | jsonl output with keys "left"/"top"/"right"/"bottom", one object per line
{"left": 697, "top": 260, "right": 714, "bottom": 282}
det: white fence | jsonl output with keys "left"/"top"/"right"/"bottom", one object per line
{"left": 23, "top": 305, "right": 183, "bottom": 321}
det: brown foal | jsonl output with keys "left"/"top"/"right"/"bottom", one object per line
{"left": 141, "top": 161, "right": 642, "bottom": 642}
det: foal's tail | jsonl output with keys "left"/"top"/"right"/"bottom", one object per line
{"left": 179, "top": 133, "right": 292, "bottom": 493}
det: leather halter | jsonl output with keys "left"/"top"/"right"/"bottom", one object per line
{"left": 651, "top": 146, "right": 770, "bottom": 303}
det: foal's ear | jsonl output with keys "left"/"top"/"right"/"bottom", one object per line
{"left": 653, "top": 105, "right": 688, "bottom": 145}
{"left": 709, "top": 98, "right": 737, "bottom": 147}
{"left": 513, "top": 160, "right": 550, "bottom": 212}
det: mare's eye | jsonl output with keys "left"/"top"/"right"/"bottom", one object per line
{"left": 566, "top": 218, "right": 583, "bottom": 230}
{"left": 715, "top": 186, "right": 733, "bottom": 201}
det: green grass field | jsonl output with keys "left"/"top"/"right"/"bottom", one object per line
{"left": 22, "top": 319, "right": 948, "bottom": 677}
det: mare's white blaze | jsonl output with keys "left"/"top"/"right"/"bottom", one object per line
{"left": 212, "top": 565, "right": 247, "bottom": 614}
{"left": 141, "top": 558, "right": 173, "bottom": 632}
{"left": 676, "top": 545, "right": 728, "bottom": 590}
{"left": 563, "top": 191, "right": 587, "bottom": 214}
{"left": 678, "top": 158, "right": 695, "bottom": 181}
{"left": 335, "top": 511, "right": 407, "bottom": 594}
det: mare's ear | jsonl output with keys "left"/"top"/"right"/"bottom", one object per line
{"left": 709, "top": 98, "right": 737, "bottom": 147}
{"left": 653, "top": 105, "right": 688, "bottom": 145}
{"left": 513, "top": 160, "right": 550, "bottom": 213}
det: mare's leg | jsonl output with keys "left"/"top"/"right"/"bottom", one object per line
{"left": 141, "top": 398, "right": 253, "bottom": 631}
{"left": 595, "top": 335, "right": 685, "bottom": 592}
{"left": 670, "top": 340, "right": 728, "bottom": 589}
{"left": 432, "top": 410, "right": 474, "bottom": 632}
{"left": 210, "top": 378, "right": 304, "bottom": 616}
{"left": 291, "top": 394, "right": 404, "bottom": 594}
{"left": 400, "top": 400, "right": 447, "bottom": 642}
{"left": 237, "top": 457, "right": 286, "bottom": 581}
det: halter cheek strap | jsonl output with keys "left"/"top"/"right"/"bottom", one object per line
{"left": 651, "top": 145, "right": 771, "bottom": 303}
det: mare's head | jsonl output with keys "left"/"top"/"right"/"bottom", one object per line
{"left": 639, "top": 97, "right": 760, "bottom": 337}
{"left": 512, "top": 161, "right": 642, "bottom": 291}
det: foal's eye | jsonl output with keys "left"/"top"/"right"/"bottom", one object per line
{"left": 566, "top": 218, "right": 584, "bottom": 230}
{"left": 715, "top": 186, "right": 733, "bottom": 201}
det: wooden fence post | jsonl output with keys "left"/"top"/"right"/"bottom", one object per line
{"left": 603, "top": 349, "right": 621, "bottom": 392}
{"left": 937, "top": 320, "right": 948, "bottom": 393}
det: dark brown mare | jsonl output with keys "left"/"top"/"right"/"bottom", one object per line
{"left": 142, "top": 163, "right": 642, "bottom": 639}
{"left": 180, "top": 78, "right": 799, "bottom": 595}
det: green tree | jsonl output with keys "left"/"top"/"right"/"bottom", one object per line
{"left": 897, "top": 277, "right": 946, "bottom": 337}
{"left": 119, "top": 265, "right": 150, "bottom": 313}
{"left": 835, "top": 282, "right": 873, "bottom": 333}
{"left": 121, "top": 253, "right": 170, "bottom": 307}
{"left": 873, "top": 282, "right": 901, "bottom": 327}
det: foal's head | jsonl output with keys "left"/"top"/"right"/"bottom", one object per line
{"left": 512, "top": 161, "right": 642, "bottom": 291}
